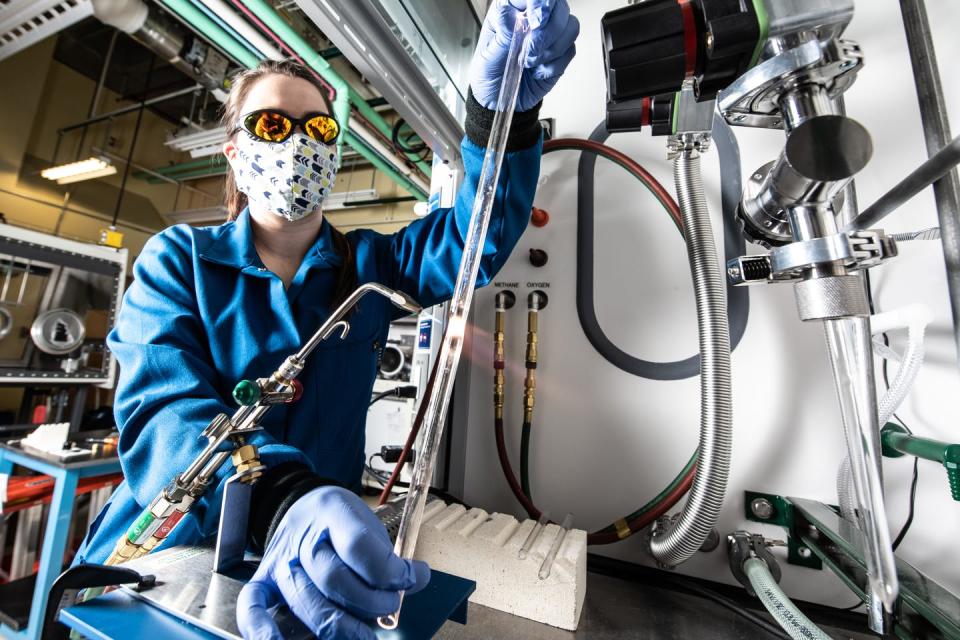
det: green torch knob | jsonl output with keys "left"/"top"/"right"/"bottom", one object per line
{"left": 233, "top": 379, "right": 262, "bottom": 406}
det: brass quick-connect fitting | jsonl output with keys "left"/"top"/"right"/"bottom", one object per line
{"left": 494, "top": 291, "right": 514, "bottom": 421}
{"left": 231, "top": 444, "right": 263, "bottom": 483}
{"left": 494, "top": 315, "right": 505, "bottom": 420}
{"left": 523, "top": 292, "right": 545, "bottom": 424}
{"left": 106, "top": 538, "right": 140, "bottom": 566}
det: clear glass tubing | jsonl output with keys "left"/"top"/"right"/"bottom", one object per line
{"left": 376, "top": 10, "right": 532, "bottom": 632}
{"left": 823, "top": 316, "right": 899, "bottom": 631}
{"left": 539, "top": 513, "right": 574, "bottom": 580}
{"left": 518, "top": 512, "right": 550, "bottom": 559}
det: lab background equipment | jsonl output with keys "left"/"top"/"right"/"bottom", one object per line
{"left": 12, "top": 0, "right": 960, "bottom": 637}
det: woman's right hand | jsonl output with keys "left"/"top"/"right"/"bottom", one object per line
{"left": 237, "top": 486, "right": 430, "bottom": 639}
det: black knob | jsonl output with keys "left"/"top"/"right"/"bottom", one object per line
{"left": 601, "top": 0, "right": 762, "bottom": 103}
{"left": 606, "top": 93, "right": 677, "bottom": 135}
{"left": 529, "top": 249, "right": 548, "bottom": 268}
{"left": 602, "top": 0, "right": 692, "bottom": 104}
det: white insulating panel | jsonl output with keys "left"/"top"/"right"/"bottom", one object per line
{"left": 413, "top": 501, "right": 587, "bottom": 631}
{"left": 454, "top": 0, "right": 960, "bottom": 612}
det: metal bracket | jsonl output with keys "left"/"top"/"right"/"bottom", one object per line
{"left": 743, "top": 491, "right": 823, "bottom": 570}
{"left": 213, "top": 466, "right": 264, "bottom": 574}
{"left": 719, "top": 39, "right": 863, "bottom": 129}
{"left": 727, "top": 230, "right": 898, "bottom": 286}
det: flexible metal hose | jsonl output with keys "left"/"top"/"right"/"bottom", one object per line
{"left": 744, "top": 558, "right": 833, "bottom": 640}
{"left": 650, "top": 147, "right": 733, "bottom": 566}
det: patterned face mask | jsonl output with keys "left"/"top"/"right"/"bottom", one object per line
{"left": 231, "top": 131, "right": 339, "bottom": 221}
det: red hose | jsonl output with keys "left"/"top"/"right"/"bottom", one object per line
{"left": 490, "top": 137, "right": 694, "bottom": 544}
{"left": 496, "top": 413, "right": 695, "bottom": 545}
{"left": 542, "top": 138, "right": 682, "bottom": 229}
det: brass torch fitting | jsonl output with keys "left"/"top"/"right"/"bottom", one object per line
{"left": 231, "top": 444, "right": 263, "bottom": 483}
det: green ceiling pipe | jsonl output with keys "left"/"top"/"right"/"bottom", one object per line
{"left": 345, "top": 131, "right": 427, "bottom": 200}
{"left": 235, "top": 0, "right": 432, "bottom": 181}
{"left": 881, "top": 423, "right": 960, "bottom": 501}
{"left": 160, "top": 0, "right": 428, "bottom": 199}
{"left": 157, "top": 0, "right": 260, "bottom": 69}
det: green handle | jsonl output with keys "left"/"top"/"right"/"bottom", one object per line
{"left": 233, "top": 379, "right": 262, "bottom": 406}
{"left": 881, "top": 423, "right": 960, "bottom": 501}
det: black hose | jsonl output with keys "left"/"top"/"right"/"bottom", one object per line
{"left": 566, "top": 118, "right": 749, "bottom": 380}
{"left": 520, "top": 420, "right": 532, "bottom": 501}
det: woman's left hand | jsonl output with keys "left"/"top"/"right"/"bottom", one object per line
{"left": 470, "top": 0, "right": 580, "bottom": 112}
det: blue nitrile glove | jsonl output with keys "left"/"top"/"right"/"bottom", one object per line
{"left": 236, "top": 486, "right": 430, "bottom": 640}
{"left": 470, "top": 0, "right": 580, "bottom": 112}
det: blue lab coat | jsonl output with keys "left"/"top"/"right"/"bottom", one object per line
{"left": 76, "top": 135, "right": 541, "bottom": 564}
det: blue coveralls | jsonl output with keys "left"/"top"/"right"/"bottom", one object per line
{"left": 76, "top": 135, "right": 541, "bottom": 563}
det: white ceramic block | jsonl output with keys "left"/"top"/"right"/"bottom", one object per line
{"left": 412, "top": 501, "right": 586, "bottom": 631}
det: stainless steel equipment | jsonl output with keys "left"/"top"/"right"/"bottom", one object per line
{"left": 0, "top": 223, "right": 127, "bottom": 386}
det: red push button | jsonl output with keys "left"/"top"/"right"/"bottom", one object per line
{"left": 530, "top": 207, "right": 550, "bottom": 228}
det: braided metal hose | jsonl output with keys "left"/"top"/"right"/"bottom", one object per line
{"left": 650, "top": 146, "right": 733, "bottom": 566}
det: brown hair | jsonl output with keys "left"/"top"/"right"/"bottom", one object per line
{"left": 221, "top": 60, "right": 356, "bottom": 308}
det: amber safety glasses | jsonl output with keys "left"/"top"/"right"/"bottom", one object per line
{"left": 237, "top": 109, "right": 340, "bottom": 145}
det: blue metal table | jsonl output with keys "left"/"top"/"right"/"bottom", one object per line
{"left": 0, "top": 442, "right": 121, "bottom": 640}
{"left": 59, "top": 568, "right": 475, "bottom": 640}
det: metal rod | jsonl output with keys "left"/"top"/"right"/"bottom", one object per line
{"left": 0, "top": 186, "right": 157, "bottom": 234}
{"left": 94, "top": 149, "right": 218, "bottom": 201}
{"left": 899, "top": 0, "right": 960, "bottom": 365}
{"left": 111, "top": 59, "right": 155, "bottom": 228}
{"left": 57, "top": 85, "right": 202, "bottom": 134}
{"left": 74, "top": 30, "right": 119, "bottom": 161}
{"left": 847, "top": 134, "right": 960, "bottom": 231}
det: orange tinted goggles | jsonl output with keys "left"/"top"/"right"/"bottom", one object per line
{"left": 237, "top": 109, "right": 340, "bottom": 145}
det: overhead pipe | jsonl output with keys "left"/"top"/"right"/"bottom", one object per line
{"left": 235, "top": 0, "right": 432, "bottom": 183}
{"left": 194, "top": 0, "right": 284, "bottom": 60}
{"left": 186, "top": 0, "right": 265, "bottom": 61}
{"left": 154, "top": 0, "right": 260, "bottom": 68}
{"left": 58, "top": 85, "right": 203, "bottom": 134}
{"left": 93, "top": 0, "right": 429, "bottom": 200}
{"left": 92, "top": 0, "right": 243, "bottom": 85}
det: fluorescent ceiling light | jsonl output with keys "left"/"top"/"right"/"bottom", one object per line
{"left": 41, "top": 157, "right": 117, "bottom": 184}
{"left": 166, "top": 127, "right": 228, "bottom": 159}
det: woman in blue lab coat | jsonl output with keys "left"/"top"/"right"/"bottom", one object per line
{"left": 75, "top": 1, "right": 578, "bottom": 638}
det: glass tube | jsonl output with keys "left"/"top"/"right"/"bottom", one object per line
{"left": 377, "top": 10, "right": 531, "bottom": 631}
{"left": 518, "top": 512, "right": 550, "bottom": 559}
{"left": 538, "top": 513, "right": 574, "bottom": 580}
{"left": 823, "top": 316, "right": 899, "bottom": 631}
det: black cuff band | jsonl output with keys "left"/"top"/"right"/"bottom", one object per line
{"left": 248, "top": 462, "right": 340, "bottom": 551}
{"left": 465, "top": 88, "right": 543, "bottom": 152}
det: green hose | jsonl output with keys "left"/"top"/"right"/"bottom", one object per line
{"left": 598, "top": 452, "right": 698, "bottom": 534}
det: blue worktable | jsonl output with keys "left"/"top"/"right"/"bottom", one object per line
{"left": 0, "top": 442, "right": 122, "bottom": 640}
{"left": 59, "top": 568, "right": 475, "bottom": 640}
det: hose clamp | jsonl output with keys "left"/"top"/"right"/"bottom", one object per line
{"left": 726, "top": 531, "right": 782, "bottom": 597}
